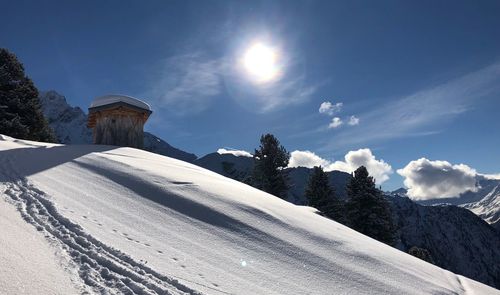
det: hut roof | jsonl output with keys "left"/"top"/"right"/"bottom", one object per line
{"left": 90, "top": 95, "right": 151, "bottom": 111}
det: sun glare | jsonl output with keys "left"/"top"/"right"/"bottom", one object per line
{"left": 242, "top": 43, "right": 279, "bottom": 82}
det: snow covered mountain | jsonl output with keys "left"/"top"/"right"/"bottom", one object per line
{"left": 392, "top": 176, "right": 500, "bottom": 230}
{"left": 40, "top": 90, "right": 92, "bottom": 144}
{"left": 1, "top": 135, "right": 498, "bottom": 294}
{"left": 39, "top": 90, "right": 197, "bottom": 162}
{"left": 462, "top": 183, "right": 500, "bottom": 231}
{"left": 389, "top": 195, "right": 500, "bottom": 288}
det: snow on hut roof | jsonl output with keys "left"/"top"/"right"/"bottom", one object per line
{"left": 90, "top": 95, "right": 151, "bottom": 111}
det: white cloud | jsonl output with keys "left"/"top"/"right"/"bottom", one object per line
{"left": 319, "top": 101, "right": 343, "bottom": 116}
{"left": 288, "top": 148, "right": 392, "bottom": 184}
{"left": 319, "top": 61, "right": 500, "bottom": 151}
{"left": 147, "top": 53, "right": 224, "bottom": 115}
{"left": 328, "top": 117, "right": 343, "bottom": 129}
{"left": 228, "top": 71, "right": 318, "bottom": 113}
{"left": 480, "top": 173, "right": 500, "bottom": 180}
{"left": 146, "top": 50, "right": 318, "bottom": 115}
{"left": 347, "top": 115, "right": 360, "bottom": 126}
{"left": 326, "top": 148, "right": 393, "bottom": 184}
{"left": 217, "top": 148, "right": 253, "bottom": 157}
{"left": 397, "top": 158, "right": 478, "bottom": 200}
{"left": 288, "top": 150, "right": 330, "bottom": 169}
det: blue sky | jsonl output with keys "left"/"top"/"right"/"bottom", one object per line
{"left": 2, "top": 0, "right": 500, "bottom": 191}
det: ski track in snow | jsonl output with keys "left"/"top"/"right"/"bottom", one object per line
{"left": 1, "top": 137, "right": 498, "bottom": 295}
{"left": 1, "top": 156, "right": 204, "bottom": 295}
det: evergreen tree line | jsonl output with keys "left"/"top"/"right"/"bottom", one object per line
{"left": 251, "top": 133, "right": 396, "bottom": 246}
{"left": 304, "top": 165, "right": 396, "bottom": 245}
{"left": 0, "top": 48, "right": 55, "bottom": 142}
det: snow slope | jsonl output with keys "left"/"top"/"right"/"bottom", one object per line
{"left": 0, "top": 136, "right": 498, "bottom": 295}
{"left": 198, "top": 152, "right": 500, "bottom": 287}
{"left": 0, "top": 196, "right": 82, "bottom": 294}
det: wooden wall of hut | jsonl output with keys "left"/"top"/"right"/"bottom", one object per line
{"left": 92, "top": 108, "right": 147, "bottom": 148}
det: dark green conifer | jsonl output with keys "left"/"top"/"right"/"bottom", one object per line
{"left": 252, "top": 134, "right": 290, "bottom": 199}
{"left": 305, "top": 166, "right": 345, "bottom": 223}
{"left": 345, "top": 166, "right": 396, "bottom": 245}
{"left": 0, "top": 48, "right": 55, "bottom": 142}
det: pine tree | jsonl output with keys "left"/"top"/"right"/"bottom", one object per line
{"left": 252, "top": 134, "right": 290, "bottom": 199}
{"left": 0, "top": 48, "right": 55, "bottom": 142}
{"left": 345, "top": 166, "right": 396, "bottom": 245}
{"left": 304, "top": 166, "right": 345, "bottom": 223}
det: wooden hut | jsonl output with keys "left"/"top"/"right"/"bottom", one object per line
{"left": 87, "top": 95, "right": 152, "bottom": 148}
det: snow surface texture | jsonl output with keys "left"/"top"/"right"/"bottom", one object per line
{"left": 90, "top": 94, "right": 152, "bottom": 111}
{"left": 0, "top": 135, "right": 498, "bottom": 295}
{"left": 0, "top": 194, "right": 81, "bottom": 294}
{"left": 197, "top": 153, "right": 500, "bottom": 287}
{"left": 39, "top": 90, "right": 197, "bottom": 162}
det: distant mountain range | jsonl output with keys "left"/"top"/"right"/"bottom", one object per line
{"left": 39, "top": 90, "right": 500, "bottom": 288}
{"left": 390, "top": 194, "right": 500, "bottom": 288}
{"left": 391, "top": 177, "right": 500, "bottom": 231}
{"left": 194, "top": 152, "right": 351, "bottom": 204}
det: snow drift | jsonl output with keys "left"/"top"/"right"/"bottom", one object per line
{"left": 0, "top": 135, "right": 498, "bottom": 295}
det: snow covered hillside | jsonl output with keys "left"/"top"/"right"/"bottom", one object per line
{"left": 196, "top": 152, "right": 500, "bottom": 287}
{"left": 39, "top": 90, "right": 197, "bottom": 162}
{"left": 1, "top": 135, "right": 498, "bottom": 294}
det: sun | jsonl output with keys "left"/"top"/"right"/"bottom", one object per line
{"left": 242, "top": 43, "right": 279, "bottom": 82}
